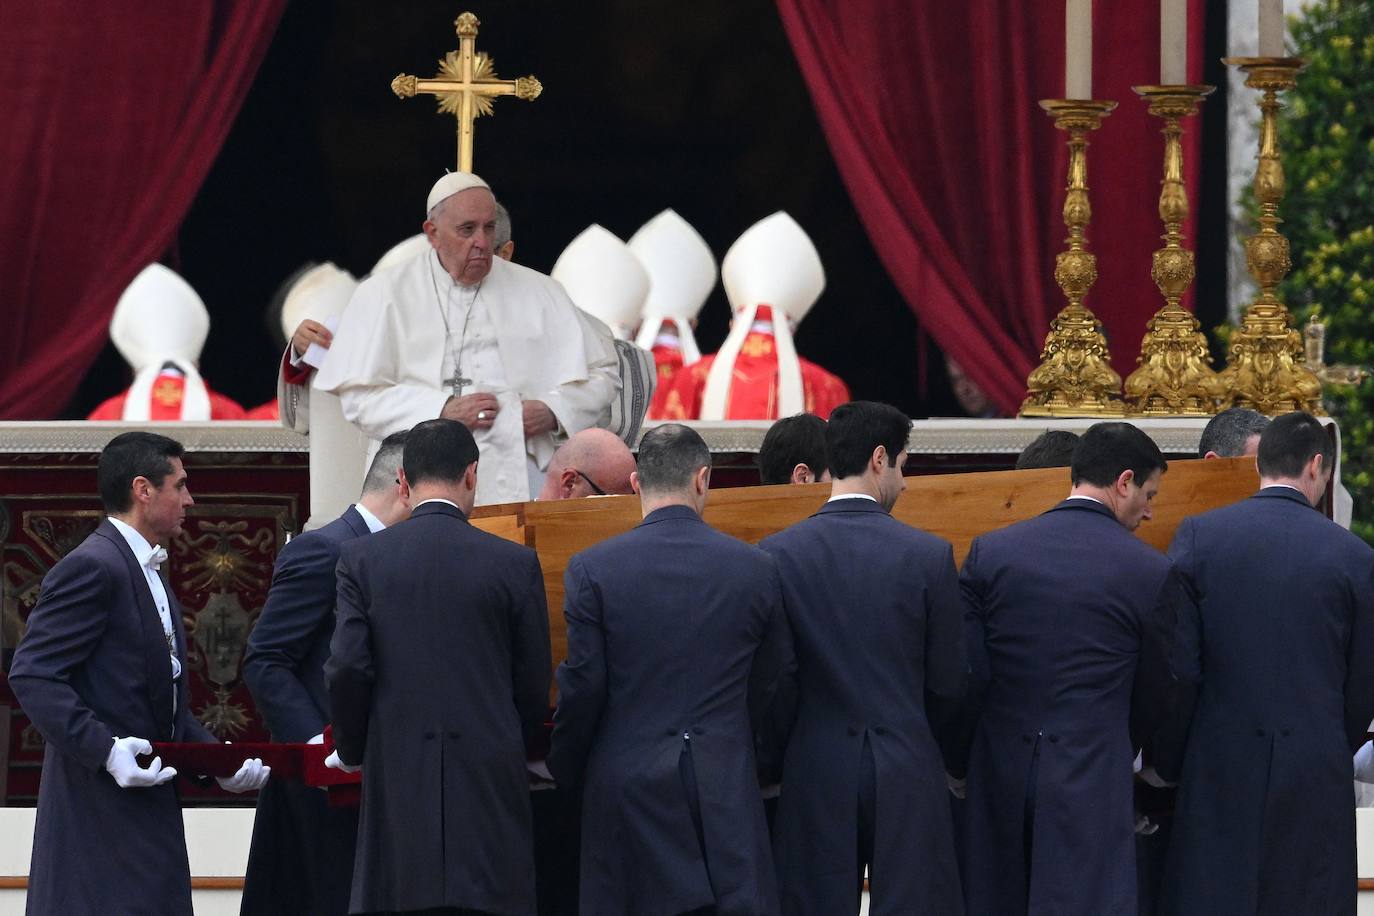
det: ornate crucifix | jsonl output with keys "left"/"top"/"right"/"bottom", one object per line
{"left": 391, "top": 11, "right": 542, "bottom": 172}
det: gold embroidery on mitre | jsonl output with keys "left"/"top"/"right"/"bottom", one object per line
{"left": 741, "top": 335, "right": 774, "bottom": 359}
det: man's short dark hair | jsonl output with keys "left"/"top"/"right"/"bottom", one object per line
{"left": 97, "top": 432, "right": 185, "bottom": 513}
{"left": 361, "top": 430, "right": 408, "bottom": 496}
{"left": 825, "top": 401, "right": 911, "bottom": 479}
{"left": 1198, "top": 407, "right": 1271, "bottom": 458}
{"left": 402, "top": 419, "right": 479, "bottom": 486}
{"left": 1015, "top": 430, "right": 1081, "bottom": 470}
{"left": 636, "top": 424, "right": 710, "bottom": 495}
{"left": 1070, "top": 422, "right": 1167, "bottom": 488}
{"left": 1257, "top": 411, "right": 1333, "bottom": 480}
{"left": 759, "top": 414, "right": 828, "bottom": 485}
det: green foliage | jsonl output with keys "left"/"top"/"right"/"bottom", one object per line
{"left": 1270, "top": 0, "right": 1374, "bottom": 541}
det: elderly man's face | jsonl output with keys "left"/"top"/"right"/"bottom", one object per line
{"left": 424, "top": 189, "right": 497, "bottom": 286}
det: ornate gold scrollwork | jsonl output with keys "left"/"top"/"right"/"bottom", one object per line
{"left": 1216, "top": 58, "right": 1323, "bottom": 415}
{"left": 1021, "top": 100, "right": 1125, "bottom": 418}
{"left": 1124, "top": 85, "right": 1225, "bottom": 417}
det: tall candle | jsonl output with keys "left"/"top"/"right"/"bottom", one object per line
{"left": 1258, "top": 0, "right": 1284, "bottom": 56}
{"left": 1161, "top": 0, "right": 1187, "bottom": 84}
{"left": 1066, "top": 0, "right": 1092, "bottom": 99}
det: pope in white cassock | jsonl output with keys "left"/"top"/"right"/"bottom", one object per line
{"left": 314, "top": 172, "right": 620, "bottom": 506}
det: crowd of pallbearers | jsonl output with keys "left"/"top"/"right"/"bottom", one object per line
{"left": 8, "top": 403, "right": 1374, "bottom": 916}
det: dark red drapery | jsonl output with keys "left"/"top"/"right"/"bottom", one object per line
{"left": 776, "top": 0, "right": 1206, "bottom": 415}
{"left": 0, "top": 1, "right": 286, "bottom": 419}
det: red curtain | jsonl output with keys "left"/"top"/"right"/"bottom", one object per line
{"left": 0, "top": 1, "right": 286, "bottom": 418}
{"left": 776, "top": 0, "right": 1207, "bottom": 415}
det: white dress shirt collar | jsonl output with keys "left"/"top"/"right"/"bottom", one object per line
{"left": 827, "top": 493, "right": 878, "bottom": 503}
{"left": 415, "top": 497, "right": 462, "bottom": 511}
{"left": 353, "top": 503, "right": 387, "bottom": 533}
{"left": 1065, "top": 494, "right": 1105, "bottom": 506}
{"left": 107, "top": 516, "right": 162, "bottom": 568}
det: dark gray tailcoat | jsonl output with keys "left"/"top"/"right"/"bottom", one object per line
{"left": 240, "top": 505, "right": 371, "bottom": 915}
{"left": 9, "top": 520, "right": 216, "bottom": 915}
{"left": 548, "top": 505, "right": 788, "bottom": 916}
{"left": 959, "top": 499, "right": 1179, "bottom": 916}
{"left": 759, "top": 497, "right": 966, "bottom": 915}
{"left": 1158, "top": 487, "right": 1374, "bottom": 916}
{"left": 326, "top": 500, "right": 552, "bottom": 916}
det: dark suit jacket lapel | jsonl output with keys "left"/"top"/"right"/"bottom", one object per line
{"left": 342, "top": 504, "right": 371, "bottom": 538}
{"left": 162, "top": 571, "right": 193, "bottom": 739}
{"left": 97, "top": 522, "right": 176, "bottom": 738}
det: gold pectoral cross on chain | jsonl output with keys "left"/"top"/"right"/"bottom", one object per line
{"left": 391, "top": 11, "right": 542, "bottom": 173}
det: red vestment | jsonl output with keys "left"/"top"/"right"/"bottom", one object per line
{"left": 656, "top": 314, "right": 849, "bottom": 420}
{"left": 87, "top": 372, "right": 247, "bottom": 420}
{"left": 647, "top": 343, "right": 686, "bottom": 420}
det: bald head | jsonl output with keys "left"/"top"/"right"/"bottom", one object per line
{"left": 538, "top": 428, "right": 637, "bottom": 500}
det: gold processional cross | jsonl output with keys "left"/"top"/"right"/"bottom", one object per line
{"left": 390, "top": 11, "right": 542, "bottom": 173}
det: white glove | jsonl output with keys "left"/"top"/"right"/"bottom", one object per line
{"left": 105, "top": 736, "right": 177, "bottom": 788}
{"left": 1134, "top": 813, "right": 1159, "bottom": 836}
{"left": 325, "top": 750, "right": 361, "bottom": 774}
{"left": 307, "top": 732, "right": 325, "bottom": 745}
{"left": 1355, "top": 740, "right": 1374, "bottom": 783}
{"left": 217, "top": 758, "right": 270, "bottom": 793}
{"left": 946, "top": 773, "right": 967, "bottom": 800}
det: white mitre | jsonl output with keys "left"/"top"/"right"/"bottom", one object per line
{"left": 109, "top": 264, "right": 213, "bottom": 421}
{"left": 629, "top": 209, "right": 715, "bottom": 365}
{"left": 371, "top": 234, "right": 434, "bottom": 275}
{"left": 551, "top": 225, "right": 650, "bottom": 339}
{"left": 700, "top": 212, "right": 826, "bottom": 421}
{"left": 278, "top": 262, "right": 359, "bottom": 341}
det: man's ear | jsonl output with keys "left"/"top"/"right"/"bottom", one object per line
{"left": 630, "top": 471, "right": 641, "bottom": 496}
{"left": 396, "top": 469, "right": 411, "bottom": 502}
{"left": 695, "top": 464, "right": 711, "bottom": 495}
{"left": 560, "top": 468, "right": 579, "bottom": 497}
{"left": 497, "top": 241, "right": 515, "bottom": 261}
{"left": 871, "top": 446, "right": 887, "bottom": 475}
{"left": 790, "top": 464, "right": 815, "bottom": 485}
{"left": 464, "top": 461, "right": 478, "bottom": 491}
{"left": 1115, "top": 468, "right": 1137, "bottom": 495}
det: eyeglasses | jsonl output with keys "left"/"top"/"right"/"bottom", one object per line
{"left": 573, "top": 469, "right": 607, "bottom": 496}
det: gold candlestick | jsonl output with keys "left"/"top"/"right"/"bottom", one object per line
{"left": 1021, "top": 100, "right": 1125, "bottom": 418}
{"left": 1125, "top": 85, "right": 1225, "bottom": 416}
{"left": 1216, "top": 57, "right": 1323, "bottom": 414}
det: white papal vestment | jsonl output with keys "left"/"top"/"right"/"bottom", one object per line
{"left": 314, "top": 250, "right": 619, "bottom": 506}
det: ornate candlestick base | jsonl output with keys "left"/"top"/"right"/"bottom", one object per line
{"left": 1021, "top": 100, "right": 1125, "bottom": 418}
{"left": 1125, "top": 85, "right": 1224, "bottom": 417}
{"left": 1216, "top": 57, "right": 1323, "bottom": 414}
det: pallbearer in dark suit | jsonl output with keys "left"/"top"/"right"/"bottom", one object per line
{"left": 759, "top": 401, "right": 965, "bottom": 915}
{"left": 548, "top": 423, "right": 789, "bottom": 916}
{"left": 959, "top": 422, "right": 1180, "bottom": 916}
{"left": 1158, "top": 412, "right": 1374, "bottom": 916}
{"left": 240, "top": 431, "right": 410, "bottom": 915}
{"left": 9, "top": 432, "right": 270, "bottom": 916}
{"left": 326, "top": 418, "right": 551, "bottom": 916}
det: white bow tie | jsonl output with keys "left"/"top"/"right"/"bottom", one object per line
{"left": 148, "top": 546, "right": 168, "bottom": 571}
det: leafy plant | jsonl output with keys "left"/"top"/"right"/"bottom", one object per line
{"left": 1265, "top": 0, "right": 1374, "bottom": 542}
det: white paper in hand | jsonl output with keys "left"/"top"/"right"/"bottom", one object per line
{"left": 302, "top": 315, "right": 340, "bottom": 370}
